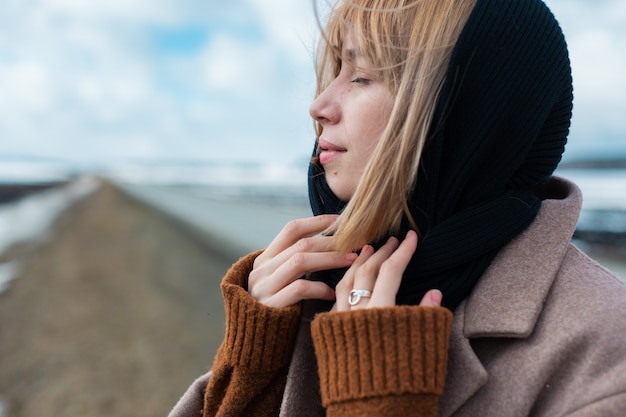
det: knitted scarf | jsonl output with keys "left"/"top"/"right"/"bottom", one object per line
{"left": 308, "top": 0, "right": 573, "bottom": 310}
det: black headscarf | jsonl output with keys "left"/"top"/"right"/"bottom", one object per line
{"left": 308, "top": 0, "right": 573, "bottom": 310}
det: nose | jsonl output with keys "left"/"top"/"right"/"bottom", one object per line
{"left": 309, "top": 79, "right": 340, "bottom": 127}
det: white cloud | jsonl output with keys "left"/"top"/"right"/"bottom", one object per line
{"left": 38, "top": 0, "right": 198, "bottom": 25}
{"left": 0, "top": 0, "right": 319, "bottom": 167}
{"left": 569, "top": 29, "right": 626, "bottom": 128}
{"left": 0, "top": 0, "right": 624, "bottom": 171}
{"left": 203, "top": 34, "right": 277, "bottom": 97}
{"left": 544, "top": 0, "right": 626, "bottom": 156}
{"left": 0, "top": 61, "right": 52, "bottom": 112}
{"left": 246, "top": 0, "right": 319, "bottom": 63}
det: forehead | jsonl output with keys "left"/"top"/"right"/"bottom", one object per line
{"left": 343, "top": 47, "right": 358, "bottom": 62}
{"left": 341, "top": 37, "right": 365, "bottom": 63}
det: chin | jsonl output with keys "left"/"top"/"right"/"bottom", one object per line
{"left": 326, "top": 175, "right": 355, "bottom": 202}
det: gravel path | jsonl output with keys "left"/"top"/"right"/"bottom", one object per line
{"left": 0, "top": 182, "right": 229, "bottom": 417}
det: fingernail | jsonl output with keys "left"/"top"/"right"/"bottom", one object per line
{"left": 430, "top": 290, "right": 443, "bottom": 304}
{"left": 346, "top": 253, "right": 358, "bottom": 261}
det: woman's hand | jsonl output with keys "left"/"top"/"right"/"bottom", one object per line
{"left": 249, "top": 215, "right": 357, "bottom": 308}
{"left": 334, "top": 230, "right": 442, "bottom": 310}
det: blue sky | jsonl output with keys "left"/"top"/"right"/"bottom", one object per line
{"left": 0, "top": 0, "right": 625, "bottom": 173}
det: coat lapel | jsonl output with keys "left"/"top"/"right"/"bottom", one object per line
{"left": 438, "top": 300, "right": 488, "bottom": 417}
{"left": 280, "top": 299, "right": 332, "bottom": 417}
{"left": 439, "top": 177, "right": 582, "bottom": 417}
{"left": 463, "top": 178, "right": 581, "bottom": 339}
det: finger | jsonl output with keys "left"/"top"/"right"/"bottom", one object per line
{"left": 267, "top": 234, "right": 336, "bottom": 273}
{"left": 368, "top": 231, "right": 418, "bottom": 308}
{"left": 250, "top": 233, "right": 344, "bottom": 295}
{"left": 264, "top": 279, "right": 335, "bottom": 308}
{"left": 418, "top": 289, "right": 443, "bottom": 307}
{"left": 251, "top": 234, "right": 335, "bottom": 287}
{"left": 349, "top": 237, "right": 400, "bottom": 310}
{"left": 334, "top": 245, "right": 374, "bottom": 311}
{"left": 259, "top": 215, "right": 339, "bottom": 261}
{"left": 251, "top": 251, "right": 357, "bottom": 299}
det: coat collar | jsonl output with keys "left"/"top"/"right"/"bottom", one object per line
{"left": 462, "top": 176, "right": 581, "bottom": 338}
{"left": 439, "top": 176, "right": 582, "bottom": 417}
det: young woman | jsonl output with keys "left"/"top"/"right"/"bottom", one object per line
{"left": 170, "top": 0, "right": 626, "bottom": 415}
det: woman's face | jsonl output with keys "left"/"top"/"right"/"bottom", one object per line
{"left": 309, "top": 39, "right": 394, "bottom": 201}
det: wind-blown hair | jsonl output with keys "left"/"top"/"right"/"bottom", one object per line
{"left": 310, "top": 0, "right": 572, "bottom": 308}
{"left": 313, "top": 0, "right": 477, "bottom": 252}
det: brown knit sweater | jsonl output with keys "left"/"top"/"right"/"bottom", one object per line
{"left": 203, "top": 252, "right": 452, "bottom": 417}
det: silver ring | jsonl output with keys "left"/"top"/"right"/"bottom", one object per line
{"left": 348, "top": 289, "right": 372, "bottom": 306}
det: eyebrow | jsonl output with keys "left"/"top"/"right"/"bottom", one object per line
{"left": 342, "top": 48, "right": 358, "bottom": 62}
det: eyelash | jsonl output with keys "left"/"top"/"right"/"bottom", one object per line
{"left": 351, "top": 78, "right": 371, "bottom": 85}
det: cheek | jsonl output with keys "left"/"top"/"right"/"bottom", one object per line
{"left": 357, "top": 105, "right": 392, "bottom": 157}
{"left": 347, "top": 87, "right": 395, "bottom": 172}
{"left": 347, "top": 134, "right": 380, "bottom": 179}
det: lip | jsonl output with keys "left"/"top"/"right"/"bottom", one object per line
{"left": 318, "top": 138, "right": 346, "bottom": 165}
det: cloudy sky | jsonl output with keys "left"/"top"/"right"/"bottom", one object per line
{"left": 0, "top": 0, "right": 624, "bottom": 172}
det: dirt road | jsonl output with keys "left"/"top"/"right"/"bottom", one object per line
{"left": 0, "top": 182, "right": 229, "bottom": 417}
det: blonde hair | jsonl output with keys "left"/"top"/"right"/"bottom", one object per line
{"left": 314, "top": 0, "right": 476, "bottom": 252}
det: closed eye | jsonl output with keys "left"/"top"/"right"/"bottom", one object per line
{"left": 351, "top": 78, "right": 371, "bottom": 85}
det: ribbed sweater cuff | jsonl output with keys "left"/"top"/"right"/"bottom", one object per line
{"left": 311, "top": 306, "right": 452, "bottom": 407}
{"left": 219, "top": 252, "right": 301, "bottom": 372}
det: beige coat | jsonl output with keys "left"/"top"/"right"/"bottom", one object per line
{"left": 170, "top": 177, "right": 626, "bottom": 416}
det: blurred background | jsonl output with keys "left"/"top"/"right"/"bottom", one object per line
{"left": 0, "top": 0, "right": 625, "bottom": 416}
